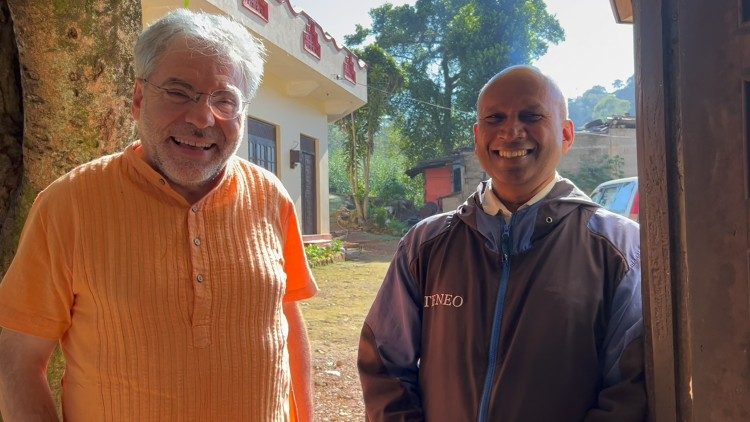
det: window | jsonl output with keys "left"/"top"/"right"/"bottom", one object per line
{"left": 303, "top": 22, "right": 321, "bottom": 59}
{"left": 610, "top": 182, "right": 636, "bottom": 214}
{"left": 343, "top": 53, "right": 356, "bottom": 84}
{"left": 248, "top": 118, "right": 277, "bottom": 174}
{"left": 242, "top": 0, "right": 269, "bottom": 22}
{"left": 452, "top": 165, "right": 462, "bottom": 193}
{"left": 592, "top": 181, "right": 636, "bottom": 214}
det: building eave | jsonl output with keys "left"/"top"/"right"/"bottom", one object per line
{"left": 609, "top": 0, "right": 634, "bottom": 24}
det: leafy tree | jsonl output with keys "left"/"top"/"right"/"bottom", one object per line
{"left": 347, "top": 0, "right": 564, "bottom": 165}
{"left": 327, "top": 127, "right": 351, "bottom": 197}
{"left": 567, "top": 85, "right": 608, "bottom": 128}
{"left": 335, "top": 45, "right": 405, "bottom": 224}
{"left": 329, "top": 121, "right": 423, "bottom": 215}
{"left": 367, "top": 123, "right": 424, "bottom": 207}
{"left": 568, "top": 75, "right": 636, "bottom": 128}
{"left": 592, "top": 94, "right": 631, "bottom": 121}
{"left": 613, "top": 75, "right": 636, "bottom": 115}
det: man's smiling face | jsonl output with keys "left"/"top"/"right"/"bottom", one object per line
{"left": 132, "top": 35, "right": 245, "bottom": 196}
{"left": 473, "top": 67, "right": 574, "bottom": 205}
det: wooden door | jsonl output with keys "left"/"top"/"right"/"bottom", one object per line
{"left": 636, "top": 0, "right": 750, "bottom": 420}
{"left": 300, "top": 135, "right": 317, "bottom": 235}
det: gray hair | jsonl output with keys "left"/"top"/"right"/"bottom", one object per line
{"left": 134, "top": 9, "right": 266, "bottom": 100}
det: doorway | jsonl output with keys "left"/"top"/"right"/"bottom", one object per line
{"left": 300, "top": 134, "right": 317, "bottom": 234}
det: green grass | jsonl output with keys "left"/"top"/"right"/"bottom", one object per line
{"left": 303, "top": 258, "right": 390, "bottom": 345}
{"left": 303, "top": 234, "right": 398, "bottom": 420}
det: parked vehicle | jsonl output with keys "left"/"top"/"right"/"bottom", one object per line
{"left": 589, "top": 176, "right": 639, "bottom": 222}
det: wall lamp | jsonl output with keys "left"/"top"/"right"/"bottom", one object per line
{"left": 289, "top": 149, "right": 301, "bottom": 169}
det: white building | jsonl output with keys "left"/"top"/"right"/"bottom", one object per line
{"left": 142, "top": 0, "right": 368, "bottom": 238}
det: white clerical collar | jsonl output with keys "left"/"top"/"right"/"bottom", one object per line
{"left": 480, "top": 173, "right": 562, "bottom": 223}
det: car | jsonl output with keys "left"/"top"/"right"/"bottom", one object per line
{"left": 589, "top": 176, "right": 639, "bottom": 222}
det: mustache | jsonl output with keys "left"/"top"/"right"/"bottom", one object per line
{"left": 172, "top": 125, "right": 223, "bottom": 141}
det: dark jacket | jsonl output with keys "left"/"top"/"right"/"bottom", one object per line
{"left": 358, "top": 179, "right": 646, "bottom": 421}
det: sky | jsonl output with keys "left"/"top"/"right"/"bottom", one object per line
{"left": 289, "top": 0, "right": 634, "bottom": 99}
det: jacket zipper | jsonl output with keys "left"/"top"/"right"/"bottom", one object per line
{"left": 478, "top": 224, "right": 512, "bottom": 422}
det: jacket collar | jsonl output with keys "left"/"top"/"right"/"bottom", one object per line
{"left": 455, "top": 178, "right": 598, "bottom": 255}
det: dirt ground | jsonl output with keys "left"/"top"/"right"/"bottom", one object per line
{"left": 302, "top": 231, "right": 400, "bottom": 421}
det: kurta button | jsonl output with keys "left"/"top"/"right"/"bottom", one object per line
{"left": 159, "top": 178, "right": 166, "bottom": 185}
{"left": 191, "top": 206, "right": 199, "bottom": 213}
{"left": 193, "top": 238, "right": 201, "bottom": 246}
{"left": 196, "top": 274, "right": 204, "bottom": 283}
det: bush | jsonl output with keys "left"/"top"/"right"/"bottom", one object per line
{"left": 562, "top": 154, "right": 625, "bottom": 194}
{"left": 304, "top": 240, "right": 344, "bottom": 267}
{"left": 386, "top": 218, "right": 409, "bottom": 236}
{"left": 367, "top": 206, "right": 410, "bottom": 236}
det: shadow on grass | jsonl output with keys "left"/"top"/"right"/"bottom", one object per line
{"left": 338, "top": 231, "right": 400, "bottom": 265}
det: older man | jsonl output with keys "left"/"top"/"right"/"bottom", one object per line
{"left": 0, "top": 9, "right": 316, "bottom": 421}
{"left": 358, "top": 66, "right": 645, "bottom": 421}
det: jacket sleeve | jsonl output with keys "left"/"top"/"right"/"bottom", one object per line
{"left": 585, "top": 255, "right": 647, "bottom": 421}
{"left": 358, "top": 239, "right": 424, "bottom": 422}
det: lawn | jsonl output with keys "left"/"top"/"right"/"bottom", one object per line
{"left": 304, "top": 231, "right": 399, "bottom": 421}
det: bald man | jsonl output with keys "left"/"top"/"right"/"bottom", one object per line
{"left": 358, "top": 66, "right": 646, "bottom": 421}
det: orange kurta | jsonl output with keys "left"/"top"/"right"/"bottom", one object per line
{"left": 0, "top": 143, "right": 317, "bottom": 421}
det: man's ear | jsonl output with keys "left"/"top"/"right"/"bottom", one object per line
{"left": 473, "top": 123, "right": 479, "bottom": 151}
{"left": 132, "top": 80, "right": 143, "bottom": 121}
{"left": 561, "top": 119, "right": 575, "bottom": 154}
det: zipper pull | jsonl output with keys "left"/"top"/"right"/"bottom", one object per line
{"left": 501, "top": 228, "right": 510, "bottom": 260}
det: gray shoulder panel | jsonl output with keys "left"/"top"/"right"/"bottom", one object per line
{"left": 587, "top": 209, "right": 640, "bottom": 269}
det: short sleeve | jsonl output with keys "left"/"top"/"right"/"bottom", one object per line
{"left": 280, "top": 199, "right": 317, "bottom": 303}
{"left": 0, "top": 186, "right": 75, "bottom": 340}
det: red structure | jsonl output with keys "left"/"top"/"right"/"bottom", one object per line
{"left": 423, "top": 167, "right": 454, "bottom": 206}
{"left": 302, "top": 22, "right": 321, "bottom": 58}
{"left": 242, "top": 0, "right": 269, "bottom": 21}
{"left": 343, "top": 54, "right": 356, "bottom": 83}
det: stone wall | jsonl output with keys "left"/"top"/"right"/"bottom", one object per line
{"left": 559, "top": 128, "right": 638, "bottom": 177}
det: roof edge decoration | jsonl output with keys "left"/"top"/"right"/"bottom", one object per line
{"left": 276, "top": 0, "right": 367, "bottom": 69}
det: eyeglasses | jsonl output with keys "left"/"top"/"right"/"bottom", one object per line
{"left": 139, "top": 78, "right": 249, "bottom": 120}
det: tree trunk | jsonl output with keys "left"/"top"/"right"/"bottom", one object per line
{"left": 0, "top": 0, "right": 23, "bottom": 275}
{"left": 438, "top": 54, "right": 455, "bottom": 156}
{"left": 347, "top": 113, "right": 365, "bottom": 225}
{"left": 362, "top": 132, "right": 374, "bottom": 221}
{"left": 0, "top": 0, "right": 141, "bottom": 275}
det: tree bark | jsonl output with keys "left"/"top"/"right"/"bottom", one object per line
{"left": 0, "top": 0, "right": 23, "bottom": 276}
{"left": 362, "top": 132, "right": 373, "bottom": 221}
{"left": 0, "top": 0, "right": 141, "bottom": 275}
{"left": 347, "top": 113, "right": 365, "bottom": 225}
{"left": 440, "top": 53, "right": 455, "bottom": 156}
